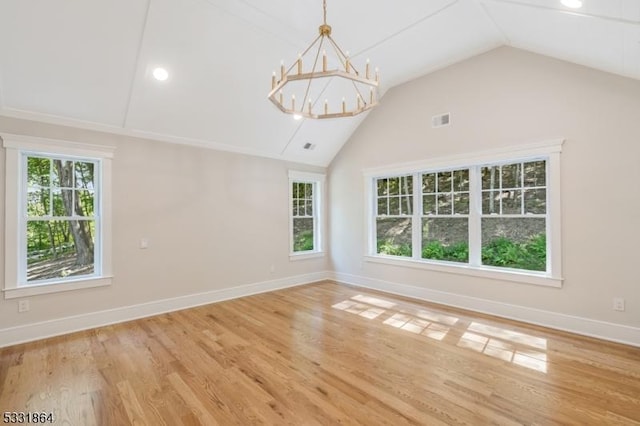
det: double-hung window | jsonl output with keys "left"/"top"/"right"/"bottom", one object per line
{"left": 289, "top": 171, "right": 324, "bottom": 259}
{"left": 480, "top": 160, "right": 547, "bottom": 271}
{"left": 422, "top": 169, "right": 470, "bottom": 262}
{"left": 3, "top": 134, "right": 114, "bottom": 298}
{"left": 366, "top": 140, "right": 563, "bottom": 287}
{"left": 375, "top": 175, "right": 414, "bottom": 257}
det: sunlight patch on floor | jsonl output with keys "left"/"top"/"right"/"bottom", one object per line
{"left": 468, "top": 322, "right": 547, "bottom": 350}
{"left": 351, "top": 294, "right": 397, "bottom": 309}
{"left": 382, "top": 313, "right": 452, "bottom": 341}
{"left": 331, "top": 299, "right": 386, "bottom": 320}
{"left": 332, "top": 295, "right": 456, "bottom": 341}
{"left": 457, "top": 323, "right": 548, "bottom": 373}
{"left": 416, "top": 309, "right": 459, "bottom": 326}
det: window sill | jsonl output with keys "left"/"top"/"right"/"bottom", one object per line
{"left": 289, "top": 251, "right": 325, "bottom": 261}
{"left": 364, "top": 255, "right": 563, "bottom": 288}
{"left": 3, "top": 276, "right": 113, "bottom": 299}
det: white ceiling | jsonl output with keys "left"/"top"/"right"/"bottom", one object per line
{"left": 1, "top": 0, "right": 639, "bottom": 166}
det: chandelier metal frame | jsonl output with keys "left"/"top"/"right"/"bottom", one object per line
{"left": 268, "top": 0, "right": 379, "bottom": 119}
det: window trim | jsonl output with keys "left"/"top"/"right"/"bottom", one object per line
{"left": 288, "top": 170, "right": 325, "bottom": 260}
{"left": 363, "top": 139, "right": 563, "bottom": 288}
{"left": 3, "top": 133, "right": 115, "bottom": 299}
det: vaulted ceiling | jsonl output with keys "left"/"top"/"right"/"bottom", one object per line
{"left": 1, "top": 0, "right": 639, "bottom": 166}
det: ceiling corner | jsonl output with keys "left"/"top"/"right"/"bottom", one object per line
{"left": 475, "top": 0, "right": 512, "bottom": 45}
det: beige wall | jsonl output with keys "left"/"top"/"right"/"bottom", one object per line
{"left": 328, "top": 47, "right": 640, "bottom": 328}
{"left": 0, "top": 117, "right": 328, "bottom": 330}
{"left": 2, "top": 46, "right": 638, "bottom": 341}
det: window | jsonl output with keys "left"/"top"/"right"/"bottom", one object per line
{"left": 366, "top": 140, "right": 563, "bottom": 287}
{"left": 481, "top": 160, "right": 547, "bottom": 271}
{"left": 376, "top": 175, "right": 413, "bottom": 257}
{"left": 25, "top": 155, "right": 99, "bottom": 282}
{"left": 422, "top": 169, "right": 469, "bottom": 263}
{"left": 3, "top": 134, "right": 114, "bottom": 298}
{"left": 289, "top": 171, "right": 324, "bottom": 258}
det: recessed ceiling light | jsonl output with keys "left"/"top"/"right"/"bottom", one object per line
{"left": 293, "top": 114, "right": 303, "bottom": 120}
{"left": 152, "top": 67, "right": 169, "bottom": 81}
{"left": 561, "top": 0, "right": 583, "bottom": 8}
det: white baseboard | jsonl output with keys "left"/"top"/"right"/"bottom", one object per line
{"left": 4, "top": 270, "right": 638, "bottom": 349}
{"left": 330, "top": 271, "right": 640, "bottom": 348}
{"left": 0, "top": 271, "right": 331, "bottom": 348}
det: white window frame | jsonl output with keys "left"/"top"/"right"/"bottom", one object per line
{"left": 3, "top": 134, "right": 114, "bottom": 299}
{"left": 289, "top": 170, "right": 325, "bottom": 260}
{"left": 364, "top": 139, "right": 563, "bottom": 288}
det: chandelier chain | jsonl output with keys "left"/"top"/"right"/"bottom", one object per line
{"left": 323, "top": 0, "right": 327, "bottom": 25}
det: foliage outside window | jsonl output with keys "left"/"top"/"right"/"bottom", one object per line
{"left": 289, "top": 171, "right": 324, "bottom": 257}
{"left": 371, "top": 146, "right": 559, "bottom": 280}
{"left": 292, "top": 182, "right": 315, "bottom": 252}
{"left": 376, "top": 175, "right": 413, "bottom": 256}
{"left": 25, "top": 155, "right": 99, "bottom": 283}
{"left": 3, "top": 134, "right": 114, "bottom": 299}
{"left": 422, "top": 169, "right": 469, "bottom": 263}
{"left": 375, "top": 163, "right": 546, "bottom": 271}
{"left": 481, "top": 161, "right": 547, "bottom": 271}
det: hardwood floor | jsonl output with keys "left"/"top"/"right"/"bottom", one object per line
{"left": 1, "top": 281, "right": 639, "bottom": 425}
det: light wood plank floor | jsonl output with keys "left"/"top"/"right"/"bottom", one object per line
{"left": 1, "top": 281, "right": 639, "bottom": 425}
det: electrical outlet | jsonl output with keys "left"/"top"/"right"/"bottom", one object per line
{"left": 613, "top": 297, "right": 625, "bottom": 312}
{"left": 18, "top": 299, "right": 30, "bottom": 313}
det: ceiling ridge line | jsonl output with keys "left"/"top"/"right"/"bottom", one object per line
{"left": 196, "top": 0, "right": 308, "bottom": 50}
{"left": 352, "top": 0, "right": 461, "bottom": 58}
{"left": 475, "top": 0, "right": 512, "bottom": 45}
{"left": 122, "top": 0, "right": 153, "bottom": 129}
{"left": 237, "top": 0, "right": 309, "bottom": 40}
{"left": 481, "top": 0, "right": 640, "bottom": 27}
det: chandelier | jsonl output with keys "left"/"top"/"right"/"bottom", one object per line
{"left": 268, "top": 0, "right": 379, "bottom": 120}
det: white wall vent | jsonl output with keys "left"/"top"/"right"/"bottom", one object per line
{"left": 432, "top": 112, "right": 451, "bottom": 128}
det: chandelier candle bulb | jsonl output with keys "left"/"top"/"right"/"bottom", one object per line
{"left": 279, "top": 90, "right": 283, "bottom": 104}
{"left": 324, "top": 99, "right": 328, "bottom": 114}
{"left": 297, "top": 54, "right": 302, "bottom": 74}
{"left": 345, "top": 52, "right": 350, "bottom": 73}
{"left": 323, "top": 50, "right": 327, "bottom": 72}
{"left": 308, "top": 99, "right": 312, "bottom": 114}
{"left": 281, "top": 61, "right": 285, "bottom": 80}
{"left": 370, "top": 87, "right": 374, "bottom": 104}
{"left": 271, "top": 71, "right": 276, "bottom": 89}
{"left": 291, "top": 94, "right": 296, "bottom": 110}
{"left": 366, "top": 59, "right": 370, "bottom": 79}
{"left": 342, "top": 97, "right": 346, "bottom": 113}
